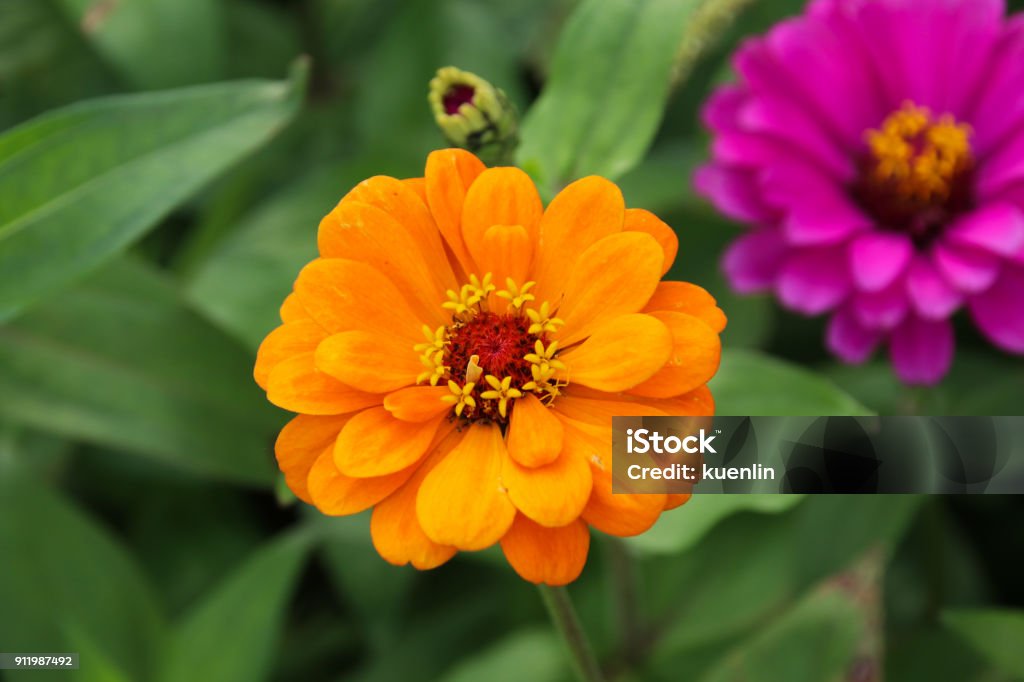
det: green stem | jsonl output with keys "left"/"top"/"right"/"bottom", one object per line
{"left": 538, "top": 585, "right": 607, "bottom": 682}
{"left": 606, "top": 538, "right": 642, "bottom": 662}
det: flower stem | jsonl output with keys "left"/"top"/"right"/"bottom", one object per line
{"left": 606, "top": 537, "right": 643, "bottom": 662}
{"left": 538, "top": 585, "right": 606, "bottom": 682}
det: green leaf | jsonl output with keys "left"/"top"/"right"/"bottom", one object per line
{"left": 184, "top": 161, "right": 376, "bottom": 349}
{"left": 791, "top": 495, "right": 922, "bottom": 586}
{"left": 828, "top": 351, "right": 1024, "bottom": 416}
{"left": 646, "top": 496, "right": 917, "bottom": 657}
{"left": 0, "top": 60, "right": 307, "bottom": 321}
{"left": 942, "top": 609, "right": 1024, "bottom": 680}
{"left": 157, "top": 530, "right": 314, "bottom": 682}
{"left": 0, "top": 257, "right": 280, "bottom": 486}
{"left": 517, "top": 0, "right": 703, "bottom": 193}
{"left": 696, "top": 590, "right": 864, "bottom": 682}
{"left": 0, "top": 472, "right": 164, "bottom": 682}
{"left": 712, "top": 350, "right": 873, "bottom": 416}
{"left": 628, "top": 494, "right": 804, "bottom": 555}
{"left": 886, "top": 627, "right": 997, "bottom": 682}
{"left": 0, "top": 0, "right": 118, "bottom": 128}
{"left": 311, "top": 511, "right": 414, "bottom": 652}
{"left": 437, "top": 629, "right": 567, "bottom": 682}
{"left": 56, "top": 0, "right": 226, "bottom": 89}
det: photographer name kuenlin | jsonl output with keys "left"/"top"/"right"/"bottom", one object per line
{"left": 623, "top": 427, "right": 776, "bottom": 482}
{"left": 626, "top": 461, "right": 776, "bottom": 482}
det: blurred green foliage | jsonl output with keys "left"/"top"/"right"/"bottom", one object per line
{"left": 1, "top": 0, "right": 1023, "bottom": 680}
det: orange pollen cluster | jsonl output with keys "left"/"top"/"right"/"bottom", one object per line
{"left": 864, "top": 101, "right": 973, "bottom": 204}
{"left": 414, "top": 273, "right": 567, "bottom": 424}
{"left": 856, "top": 101, "right": 975, "bottom": 243}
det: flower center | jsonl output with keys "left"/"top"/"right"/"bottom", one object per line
{"left": 415, "top": 274, "right": 567, "bottom": 424}
{"left": 854, "top": 101, "right": 974, "bottom": 247}
{"left": 442, "top": 84, "right": 476, "bottom": 115}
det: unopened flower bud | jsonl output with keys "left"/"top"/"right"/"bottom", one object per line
{"left": 429, "top": 66, "right": 518, "bottom": 165}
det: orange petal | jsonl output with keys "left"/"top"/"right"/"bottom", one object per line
{"left": 341, "top": 175, "right": 453, "bottom": 287}
{"left": 502, "top": 432, "right": 591, "bottom": 527}
{"left": 315, "top": 330, "right": 421, "bottom": 393}
{"left": 627, "top": 312, "right": 721, "bottom": 399}
{"left": 383, "top": 385, "right": 452, "bottom": 422}
{"left": 506, "top": 393, "right": 563, "bottom": 467}
{"left": 532, "top": 176, "right": 624, "bottom": 303}
{"left": 583, "top": 465, "right": 666, "bottom": 536}
{"left": 644, "top": 281, "right": 727, "bottom": 333}
{"left": 425, "top": 149, "right": 486, "bottom": 275}
{"left": 664, "top": 493, "right": 691, "bottom": 510}
{"left": 558, "top": 385, "right": 714, "bottom": 417}
{"left": 650, "top": 385, "right": 715, "bottom": 416}
{"left": 500, "top": 515, "right": 590, "bottom": 586}
{"left": 318, "top": 201, "right": 450, "bottom": 324}
{"left": 307, "top": 444, "right": 414, "bottom": 515}
{"left": 416, "top": 423, "right": 516, "bottom": 550}
{"left": 334, "top": 407, "right": 444, "bottom": 477}
{"left": 279, "top": 293, "right": 309, "bottom": 323}
{"left": 569, "top": 414, "right": 665, "bottom": 536}
{"left": 275, "top": 414, "right": 350, "bottom": 503}
{"left": 560, "top": 314, "right": 672, "bottom": 392}
{"left": 402, "top": 177, "right": 427, "bottom": 202}
{"left": 461, "top": 167, "right": 543, "bottom": 272}
{"left": 255, "top": 319, "right": 326, "bottom": 390}
{"left": 623, "top": 208, "right": 678, "bottom": 276}
{"left": 266, "top": 353, "right": 382, "bottom": 415}
{"left": 476, "top": 224, "right": 533, "bottom": 294}
{"left": 370, "top": 433, "right": 461, "bottom": 569}
{"left": 293, "top": 259, "right": 423, "bottom": 343}
{"left": 554, "top": 392, "right": 671, "bottom": 426}
{"left": 557, "top": 232, "right": 664, "bottom": 345}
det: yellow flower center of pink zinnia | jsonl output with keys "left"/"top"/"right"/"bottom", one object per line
{"left": 414, "top": 273, "right": 567, "bottom": 423}
{"left": 857, "top": 101, "right": 974, "bottom": 245}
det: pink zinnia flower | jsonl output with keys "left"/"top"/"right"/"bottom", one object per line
{"left": 695, "top": 0, "right": 1024, "bottom": 384}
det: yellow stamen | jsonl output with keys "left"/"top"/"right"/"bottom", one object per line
{"left": 524, "top": 340, "right": 565, "bottom": 369}
{"left": 479, "top": 374, "right": 523, "bottom": 419}
{"left": 465, "top": 273, "right": 496, "bottom": 306}
{"left": 442, "top": 286, "right": 473, "bottom": 315}
{"left": 496, "top": 278, "right": 536, "bottom": 310}
{"left": 865, "top": 101, "right": 973, "bottom": 204}
{"left": 526, "top": 301, "right": 564, "bottom": 335}
{"left": 441, "top": 380, "right": 476, "bottom": 416}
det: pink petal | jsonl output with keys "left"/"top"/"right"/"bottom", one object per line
{"left": 849, "top": 232, "right": 913, "bottom": 292}
{"left": 701, "top": 84, "right": 747, "bottom": 134}
{"left": 736, "top": 95, "right": 853, "bottom": 180}
{"left": 722, "top": 230, "right": 787, "bottom": 294}
{"left": 890, "top": 316, "right": 955, "bottom": 386}
{"left": 975, "top": 133, "right": 1024, "bottom": 200}
{"left": 852, "top": 281, "right": 909, "bottom": 331}
{"left": 762, "top": 15, "right": 885, "bottom": 144}
{"left": 693, "top": 164, "right": 775, "bottom": 223}
{"left": 776, "top": 247, "right": 851, "bottom": 315}
{"left": 856, "top": 0, "right": 1001, "bottom": 114}
{"left": 965, "top": 16, "right": 1024, "bottom": 155}
{"left": 968, "top": 266, "right": 1024, "bottom": 353}
{"left": 933, "top": 244, "right": 1001, "bottom": 293}
{"left": 759, "top": 161, "right": 871, "bottom": 245}
{"left": 826, "top": 306, "right": 882, "bottom": 364}
{"left": 906, "top": 256, "right": 963, "bottom": 319}
{"left": 946, "top": 203, "right": 1024, "bottom": 257}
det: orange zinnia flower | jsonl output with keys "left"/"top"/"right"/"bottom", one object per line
{"left": 254, "top": 149, "right": 725, "bottom": 585}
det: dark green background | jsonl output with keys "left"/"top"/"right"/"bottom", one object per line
{"left": 1, "top": 0, "right": 1023, "bottom": 680}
